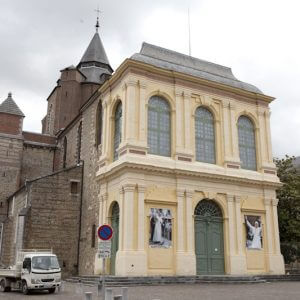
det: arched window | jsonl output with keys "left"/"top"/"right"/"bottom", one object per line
{"left": 195, "top": 107, "right": 215, "bottom": 164}
{"left": 113, "top": 102, "right": 122, "bottom": 160}
{"left": 63, "top": 137, "right": 67, "bottom": 168}
{"left": 238, "top": 116, "right": 257, "bottom": 170}
{"left": 77, "top": 122, "right": 82, "bottom": 163}
{"left": 96, "top": 101, "right": 103, "bottom": 146}
{"left": 148, "top": 96, "right": 171, "bottom": 157}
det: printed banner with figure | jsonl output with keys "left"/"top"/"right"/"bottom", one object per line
{"left": 245, "top": 215, "right": 262, "bottom": 249}
{"left": 149, "top": 208, "right": 172, "bottom": 248}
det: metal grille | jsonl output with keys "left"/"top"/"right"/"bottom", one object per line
{"left": 148, "top": 96, "right": 171, "bottom": 157}
{"left": 113, "top": 102, "right": 122, "bottom": 160}
{"left": 195, "top": 107, "right": 215, "bottom": 164}
{"left": 194, "top": 200, "right": 222, "bottom": 217}
{"left": 238, "top": 116, "right": 257, "bottom": 170}
{"left": 41, "top": 279, "right": 54, "bottom": 283}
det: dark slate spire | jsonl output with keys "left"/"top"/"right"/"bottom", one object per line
{"left": 79, "top": 33, "right": 111, "bottom": 67}
{"left": 0, "top": 92, "right": 25, "bottom": 117}
{"left": 77, "top": 32, "right": 113, "bottom": 84}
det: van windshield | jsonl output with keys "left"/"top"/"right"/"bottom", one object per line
{"left": 32, "top": 256, "right": 60, "bottom": 270}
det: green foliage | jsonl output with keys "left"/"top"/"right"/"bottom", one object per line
{"left": 274, "top": 155, "right": 300, "bottom": 264}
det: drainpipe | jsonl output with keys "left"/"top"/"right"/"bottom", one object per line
{"left": 76, "top": 160, "right": 84, "bottom": 275}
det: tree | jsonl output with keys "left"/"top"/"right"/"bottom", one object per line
{"left": 275, "top": 155, "right": 300, "bottom": 264}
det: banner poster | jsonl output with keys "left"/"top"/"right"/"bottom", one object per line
{"left": 149, "top": 208, "right": 172, "bottom": 248}
{"left": 245, "top": 215, "right": 263, "bottom": 249}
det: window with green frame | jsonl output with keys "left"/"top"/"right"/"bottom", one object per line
{"left": 148, "top": 96, "right": 171, "bottom": 157}
{"left": 195, "top": 107, "right": 216, "bottom": 164}
{"left": 113, "top": 102, "right": 122, "bottom": 160}
{"left": 238, "top": 116, "right": 257, "bottom": 170}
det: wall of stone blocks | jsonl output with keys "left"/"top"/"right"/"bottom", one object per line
{"left": 23, "top": 165, "right": 82, "bottom": 278}
{"left": 0, "top": 134, "right": 23, "bottom": 220}
{"left": 78, "top": 99, "right": 100, "bottom": 275}
{"left": 20, "top": 145, "right": 55, "bottom": 185}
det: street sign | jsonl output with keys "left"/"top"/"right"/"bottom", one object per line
{"left": 97, "top": 224, "right": 113, "bottom": 241}
{"left": 98, "top": 240, "right": 111, "bottom": 258}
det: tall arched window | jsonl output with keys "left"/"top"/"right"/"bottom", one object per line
{"left": 148, "top": 96, "right": 171, "bottom": 157}
{"left": 195, "top": 107, "right": 215, "bottom": 164}
{"left": 77, "top": 122, "right": 82, "bottom": 163}
{"left": 238, "top": 116, "right": 257, "bottom": 170}
{"left": 96, "top": 101, "right": 103, "bottom": 146}
{"left": 113, "top": 102, "right": 122, "bottom": 161}
{"left": 63, "top": 137, "right": 67, "bottom": 168}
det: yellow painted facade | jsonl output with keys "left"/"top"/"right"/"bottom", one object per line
{"left": 93, "top": 53, "right": 285, "bottom": 276}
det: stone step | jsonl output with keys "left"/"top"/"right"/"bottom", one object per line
{"left": 65, "top": 274, "right": 300, "bottom": 287}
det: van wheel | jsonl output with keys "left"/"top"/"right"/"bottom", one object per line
{"left": 0, "top": 279, "right": 10, "bottom": 292}
{"left": 48, "top": 288, "right": 55, "bottom": 294}
{"left": 22, "top": 281, "right": 30, "bottom": 295}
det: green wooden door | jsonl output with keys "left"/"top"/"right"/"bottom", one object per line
{"left": 110, "top": 203, "right": 119, "bottom": 275}
{"left": 194, "top": 200, "right": 225, "bottom": 274}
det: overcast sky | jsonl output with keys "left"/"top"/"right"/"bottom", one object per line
{"left": 0, "top": 0, "right": 299, "bottom": 157}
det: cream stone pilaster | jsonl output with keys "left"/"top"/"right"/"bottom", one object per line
{"left": 102, "top": 101, "right": 108, "bottom": 155}
{"left": 176, "top": 189, "right": 196, "bottom": 275}
{"left": 175, "top": 91, "right": 184, "bottom": 151}
{"left": 265, "top": 198, "right": 285, "bottom": 274}
{"left": 126, "top": 80, "right": 137, "bottom": 142}
{"left": 265, "top": 111, "right": 273, "bottom": 163}
{"left": 176, "top": 189, "right": 185, "bottom": 252}
{"left": 183, "top": 92, "right": 191, "bottom": 150}
{"left": 137, "top": 185, "right": 146, "bottom": 250}
{"left": 229, "top": 102, "right": 240, "bottom": 161}
{"left": 258, "top": 109, "right": 267, "bottom": 164}
{"left": 116, "top": 185, "right": 147, "bottom": 276}
{"left": 264, "top": 198, "right": 274, "bottom": 254}
{"left": 227, "top": 195, "right": 236, "bottom": 255}
{"left": 118, "top": 187, "right": 124, "bottom": 251}
{"left": 185, "top": 190, "right": 194, "bottom": 253}
{"left": 222, "top": 100, "right": 232, "bottom": 161}
{"left": 235, "top": 196, "right": 244, "bottom": 256}
{"left": 227, "top": 195, "right": 247, "bottom": 274}
{"left": 123, "top": 184, "right": 135, "bottom": 250}
{"left": 139, "top": 82, "right": 147, "bottom": 145}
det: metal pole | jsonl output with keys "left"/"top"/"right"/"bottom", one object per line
{"left": 102, "top": 258, "right": 106, "bottom": 299}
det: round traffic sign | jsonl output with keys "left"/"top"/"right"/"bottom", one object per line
{"left": 97, "top": 224, "right": 113, "bottom": 241}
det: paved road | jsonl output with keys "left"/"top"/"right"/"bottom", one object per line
{"left": 0, "top": 281, "right": 299, "bottom": 300}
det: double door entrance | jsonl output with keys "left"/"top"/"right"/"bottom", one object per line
{"left": 194, "top": 200, "right": 225, "bottom": 275}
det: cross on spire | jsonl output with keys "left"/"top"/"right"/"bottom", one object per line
{"left": 95, "top": 6, "right": 101, "bottom": 32}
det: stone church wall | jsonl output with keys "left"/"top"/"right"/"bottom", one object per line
{"left": 78, "top": 99, "right": 100, "bottom": 275}
{"left": 0, "top": 134, "right": 23, "bottom": 221}
{"left": 20, "top": 145, "right": 55, "bottom": 185}
{"left": 0, "top": 165, "right": 82, "bottom": 277}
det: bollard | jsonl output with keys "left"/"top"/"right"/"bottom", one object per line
{"left": 97, "top": 282, "right": 102, "bottom": 296}
{"left": 105, "top": 288, "right": 113, "bottom": 300}
{"left": 121, "top": 287, "right": 128, "bottom": 300}
{"left": 85, "top": 292, "right": 93, "bottom": 300}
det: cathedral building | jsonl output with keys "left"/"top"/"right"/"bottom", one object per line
{"left": 0, "top": 24, "right": 285, "bottom": 277}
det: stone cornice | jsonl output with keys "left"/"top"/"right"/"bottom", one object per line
{"left": 97, "top": 160, "right": 282, "bottom": 189}
{"left": 99, "top": 59, "right": 275, "bottom": 105}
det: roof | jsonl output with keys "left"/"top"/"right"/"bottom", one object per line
{"left": 79, "top": 32, "right": 110, "bottom": 66}
{"left": 131, "top": 42, "right": 263, "bottom": 94}
{"left": 0, "top": 92, "right": 25, "bottom": 117}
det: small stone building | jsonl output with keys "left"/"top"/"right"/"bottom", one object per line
{"left": 0, "top": 26, "right": 285, "bottom": 277}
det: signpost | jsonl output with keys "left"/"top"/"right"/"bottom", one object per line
{"left": 97, "top": 224, "right": 113, "bottom": 298}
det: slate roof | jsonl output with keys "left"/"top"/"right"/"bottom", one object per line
{"left": 131, "top": 42, "right": 263, "bottom": 94}
{"left": 0, "top": 92, "right": 25, "bottom": 117}
{"left": 77, "top": 32, "right": 113, "bottom": 84}
{"left": 79, "top": 32, "right": 110, "bottom": 66}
